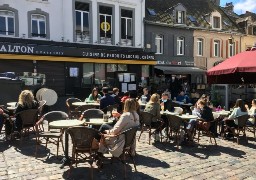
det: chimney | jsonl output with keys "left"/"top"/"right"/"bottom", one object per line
{"left": 224, "top": 2, "right": 234, "bottom": 13}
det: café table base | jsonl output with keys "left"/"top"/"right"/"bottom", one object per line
{"left": 60, "top": 131, "right": 71, "bottom": 168}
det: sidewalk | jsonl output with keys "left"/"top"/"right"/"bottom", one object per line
{"left": 1, "top": 128, "right": 256, "bottom": 180}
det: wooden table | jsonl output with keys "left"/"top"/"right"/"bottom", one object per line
{"left": 84, "top": 118, "right": 114, "bottom": 126}
{"left": 49, "top": 119, "right": 85, "bottom": 168}
{"left": 72, "top": 102, "right": 100, "bottom": 107}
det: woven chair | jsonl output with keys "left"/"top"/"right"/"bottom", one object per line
{"left": 166, "top": 114, "right": 183, "bottom": 147}
{"left": 16, "top": 109, "right": 39, "bottom": 140}
{"left": 229, "top": 114, "right": 250, "bottom": 144}
{"left": 196, "top": 118, "right": 217, "bottom": 145}
{"left": 101, "top": 104, "right": 119, "bottom": 115}
{"left": 75, "top": 105, "right": 96, "bottom": 118}
{"left": 66, "top": 126, "right": 100, "bottom": 180}
{"left": 35, "top": 111, "right": 69, "bottom": 157}
{"left": 81, "top": 109, "right": 104, "bottom": 120}
{"left": 138, "top": 111, "right": 162, "bottom": 144}
{"left": 66, "top": 98, "right": 82, "bottom": 119}
{"left": 110, "top": 126, "right": 138, "bottom": 179}
{"left": 246, "top": 114, "right": 256, "bottom": 140}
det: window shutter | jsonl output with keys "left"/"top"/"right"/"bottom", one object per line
{"left": 226, "top": 40, "right": 229, "bottom": 58}
{"left": 236, "top": 41, "right": 239, "bottom": 54}
{"left": 221, "top": 40, "right": 223, "bottom": 58}
{"left": 210, "top": 39, "right": 213, "bottom": 57}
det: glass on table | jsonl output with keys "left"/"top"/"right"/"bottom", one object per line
{"left": 161, "top": 105, "right": 164, "bottom": 112}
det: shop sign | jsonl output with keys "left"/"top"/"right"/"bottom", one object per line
{"left": 0, "top": 42, "right": 155, "bottom": 60}
{"left": 157, "top": 60, "right": 194, "bottom": 66}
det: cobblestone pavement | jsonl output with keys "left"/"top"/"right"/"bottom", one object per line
{"left": 1, "top": 126, "right": 256, "bottom": 180}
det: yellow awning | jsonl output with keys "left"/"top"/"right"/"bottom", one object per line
{"left": 0, "top": 53, "right": 156, "bottom": 65}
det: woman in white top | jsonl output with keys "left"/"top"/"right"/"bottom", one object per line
{"left": 245, "top": 99, "right": 256, "bottom": 125}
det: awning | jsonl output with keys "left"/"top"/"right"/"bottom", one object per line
{"left": 0, "top": 53, "right": 156, "bottom": 65}
{"left": 155, "top": 65, "right": 206, "bottom": 74}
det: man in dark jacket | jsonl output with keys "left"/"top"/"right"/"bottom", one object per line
{"left": 111, "top": 87, "right": 122, "bottom": 112}
{"left": 160, "top": 93, "right": 174, "bottom": 112}
{"left": 197, "top": 100, "right": 214, "bottom": 133}
{"left": 100, "top": 87, "right": 115, "bottom": 113}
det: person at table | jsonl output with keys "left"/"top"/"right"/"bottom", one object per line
{"left": 245, "top": 99, "right": 256, "bottom": 125}
{"left": 100, "top": 87, "right": 115, "bottom": 113}
{"left": 121, "top": 91, "right": 130, "bottom": 103}
{"left": 6, "top": 90, "right": 39, "bottom": 138}
{"left": 140, "top": 88, "right": 150, "bottom": 103}
{"left": 97, "top": 98, "right": 139, "bottom": 163}
{"left": 87, "top": 88, "right": 101, "bottom": 102}
{"left": 0, "top": 106, "right": 10, "bottom": 134}
{"left": 160, "top": 92, "right": 174, "bottom": 112}
{"left": 111, "top": 87, "right": 122, "bottom": 113}
{"left": 144, "top": 93, "right": 163, "bottom": 141}
{"left": 221, "top": 99, "right": 248, "bottom": 137}
{"left": 176, "top": 90, "right": 190, "bottom": 103}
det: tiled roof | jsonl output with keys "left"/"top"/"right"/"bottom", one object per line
{"left": 145, "top": 0, "right": 240, "bottom": 32}
{"left": 240, "top": 11, "right": 256, "bottom": 21}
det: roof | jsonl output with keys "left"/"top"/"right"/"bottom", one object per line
{"left": 240, "top": 11, "right": 256, "bottom": 22}
{"left": 145, "top": 0, "right": 240, "bottom": 32}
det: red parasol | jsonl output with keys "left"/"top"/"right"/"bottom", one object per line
{"left": 207, "top": 51, "right": 256, "bottom": 84}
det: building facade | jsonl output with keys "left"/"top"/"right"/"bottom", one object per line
{"left": 0, "top": 0, "right": 154, "bottom": 99}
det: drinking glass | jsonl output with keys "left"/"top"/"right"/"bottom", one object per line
{"left": 161, "top": 105, "right": 164, "bottom": 112}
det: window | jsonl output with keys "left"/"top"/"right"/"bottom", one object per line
{"left": 99, "top": 6, "right": 112, "bottom": 44}
{"left": 95, "top": 64, "right": 105, "bottom": 86}
{"left": 214, "top": 40, "right": 220, "bottom": 57}
{"left": 155, "top": 35, "right": 163, "bottom": 54}
{"left": 229, "top": 42, "right": 235, "bottom": 57}
{"left": 82, "top": 63, "right": 94, "bottom": 87}
{"left": 31, "top": 14, "right": 46, "bottom": 38}
{"left": 0, "top": 11, "right": 14, "bottom": 36}
{"left": 177, "top": 37, "right": 184, "bottom": 55}
{"left": 142, "top": 65, "right": 149, "bottom": 77}
{"left": 75, "top": 2, "right": 90, "bottom": 42}
{"left": 121, "top": 9, "right": 133, "bottom": 46}
{"left": 176, "top": 11, "right": 185, "bottom": 24}
{"left": 197, "top": 39, "right": 203, "bottom": 56}
{"left": 213, "top": 16, "right": 220, "bottom": 29}
{"left": 118, "top": 64, "right": 127, "bottom": 71}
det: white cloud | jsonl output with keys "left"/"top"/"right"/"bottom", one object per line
{"left": 234, "top": 0, "right": 256, "bottom": 14}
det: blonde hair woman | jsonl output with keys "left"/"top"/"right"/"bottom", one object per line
{"left": 98, "top": 98, "right": 139, "bottom": 163}
{"left": 14, "top": 90, "right": 38, "bottom": 134}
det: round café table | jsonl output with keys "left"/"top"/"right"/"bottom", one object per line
{"left": 72, "top": 102, "right": 100, "bottom": 107}
{"left": 84, "top": 118, "right": 114, "bottom": 126}
{"left": 49, "top": 119, "right": 85, "bottom": 168}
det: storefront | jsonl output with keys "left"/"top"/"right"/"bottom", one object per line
{"left": 0, "top": 37, "right": 155, "bottom": 99}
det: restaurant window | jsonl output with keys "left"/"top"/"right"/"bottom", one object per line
{"left": 121, "top": 9, "right": 133, "bottom": 46}
{"left": 75, "top": 2, "right": 90, "bottom": 43}
{"left": 214, "top": 40, "right": 220, "bottom": 57}
{"left": 82, "top": 63, "right": 94, "bottom": 87}
{"left": 155, "top": 34, "right": 163, "bottom": 54}
{"left": 95, "top": 64, "right": 105, "bottom": 87}
{"left": 213, "top": 16, "right": 220, "bottom": 29}
{"left": 177, "top": 37, "right": 184, "bottom": 55}
{"left": 31, "top": 14, "right": 46, "bottom": 38}
{"left": 197, "top": 38, "right": 203, "bottom": 56}
{"left": 118, "top": 64, "right": 127, "bottom": 71}
{"left": 107, "top": 64, "right": 117, "bottom": 72}
{"left": 142, "top": 65, "right": 149, "bottom": 77}
{"left": 229, "top": 42, "right": 235, "bottom": 57}
{"left": 99, "top": 6, "right": 112, "bottom": 45}
{"left": 0, "top": 10, "right": 14, "bottom": 36}
{"left": 176, "top": 11, "right": 185, "bottom": 24}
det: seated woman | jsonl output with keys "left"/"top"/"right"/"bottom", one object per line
{"left": 144, "top": 93, "right": 162, "bottom": 141}
{"left": 222, "top": 99, "right": 248, "bottom": 136}
{"left": 245, "top": 99, "right": 256, "bottom": 125}
{"left": 97, "top": 98, "right": 139, "bottom": 160}
{"left": 87, "top": 88, "right": 101, "bottom": 102}
{"left": 196, "top": 100, "right": 214, "bottom": 130}
{"left": 6, "top": 90, "right": 39, "bottom": 138}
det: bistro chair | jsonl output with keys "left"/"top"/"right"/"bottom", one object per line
{"left": 246, "top": 114, "right": 256, "bottom": 141}
{"left": 75, "top": 105, "right": 96, "bottom": 118}
{"left": 81, "top": 109, "right": 104, "bottom": 120}
{"left": 37, "top": 100, "right": 47, "bottom": 131}
{"left": 166, "top": 114, "right": 183, "bottom": 147}
{"left": 35, "top": 111, "right": 69, "bottom": 157}
{"left": 15, "top": 109, "right": 39, "bottom": 140}
{"left": 138, "top": 111, "right": 163, "bottom": 144}
{"left": 66, "top": 126, "right": 100, "bottom": 180}
{"left": 228, "top": 114, "right": 250, "bottom": 144}
{"left": 101, "top": 104, "right": 119, "bottom": 116}
{"left": 66, "top": 98, "right": 82, "bottom": 119}
{"left": 110, "top": 126, "right": 138, "bottom": 179}
{"left": 196, "top": 118, "right": 217, "bottom": 145}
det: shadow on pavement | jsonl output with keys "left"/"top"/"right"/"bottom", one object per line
{"left": 135, "top": 153, "right": 170, "bottom": 168}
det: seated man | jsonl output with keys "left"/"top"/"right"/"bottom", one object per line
{"left": 100, "top": 87, "right": 115, "bottom": 113}
{"left": 176, "top": 90, "right": 190, "bottom": 103}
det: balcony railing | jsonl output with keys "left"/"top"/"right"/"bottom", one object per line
{"left": 121, "top": 35, "right": 133, "bottom": 46}
{"left": 100, "top": 34, "right": 112, "bottom": 45}
{"left": 31, "top": 33, "right": 46, "bottom": 38}
{"left": 76, "top": 30, "right": 90, "bottom": 43}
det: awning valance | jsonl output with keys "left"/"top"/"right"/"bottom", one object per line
{"left": 0, "top": 53, "right": 156, "bottom": 65}
{"left": 155, "top": 65, "right": 205, "bottom": 74}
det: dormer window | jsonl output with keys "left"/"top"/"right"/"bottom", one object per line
{"left": 213, "top": 16, "right": 220, "bottom": 28}
{"left": 177, "top": 11, "right": 185, "bottom": 24}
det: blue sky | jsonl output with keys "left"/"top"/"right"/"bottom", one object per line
{"left": 221, "top": 0, "right": 256, "bottom": 14}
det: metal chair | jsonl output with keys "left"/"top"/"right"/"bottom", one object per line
{"left": 16, "top": 109, "right": 39, "bottom": 140}
{"left": 196, "top": 118, "right": 217, "bottom": 145}
{"left": 38, "top": 100, "right": 47, "bottom": 131}
{"left": 66, "top": 126, "right": 100, "bottom": 180}
{"left": 101, "top": 104, "right": 119, "bottom": 115}
{"left": 230, "top": 114, "right": 250, "bottom": 144}
{"left": 246, "top": 114, "right": 256, "bottom": 141}
{"left": 81, "top": 109, "right": 104, "bottom": 119}
{"left": 138, "top": 111, "right": 163, "bottom": 144}
{"left": 166, "top": 114, "right": 183, "bottom": 147}
{"left": 75, "top": 105, "right": 96, "bottom": 118}
{"left": 66, "top": 98, "right": 82, "bottom": 119}
{"left": 35, "top": 111, "right": 69, "bottom": 157}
